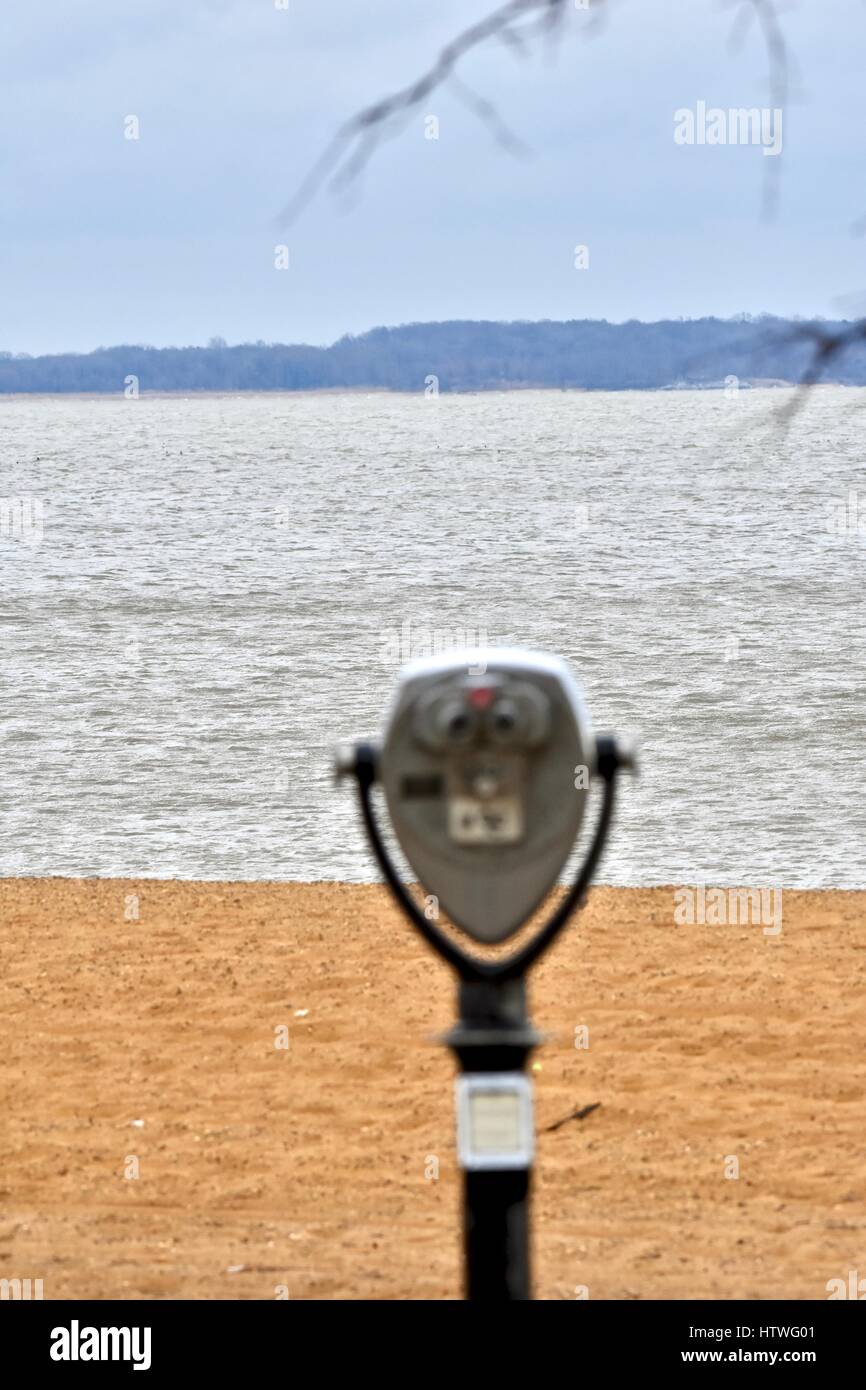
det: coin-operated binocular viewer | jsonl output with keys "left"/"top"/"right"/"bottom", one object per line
{"left": 335, "top": 649, "right": 635, "bottom": 1301}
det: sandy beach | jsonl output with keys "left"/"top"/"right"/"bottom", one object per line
{"left": 1, "top": 879, "right": 863, "bottom": 1301}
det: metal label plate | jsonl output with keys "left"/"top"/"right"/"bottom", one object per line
{"left": 456, "top": 1073, "right": 534, "bottom": 1170}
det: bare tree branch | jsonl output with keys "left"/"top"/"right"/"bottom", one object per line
{"left": 279, "top": 0, "right": 865, "bottom": 404}
{"left": 726, "top": 0, "right": 790, "bottom": 218}
{"left": 773, "top": 320, "right": 866, "bottom": 423}
{"left": 277, "top": 0, "right": 581, "bottom": 227}
{"left": 448, "top": 72, "right": 530, "bottom": 159}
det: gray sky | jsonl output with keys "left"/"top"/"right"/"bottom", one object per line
{"left": 2, "top": 0, "right": 864, "bottom": 354}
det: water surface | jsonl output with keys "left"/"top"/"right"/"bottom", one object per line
{"left": 1, "top": 387, "right": 863, "bottom": 886}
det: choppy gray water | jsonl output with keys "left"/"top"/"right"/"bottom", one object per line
{"left": 1, "top": 387, "right": 864, "bottom": 886}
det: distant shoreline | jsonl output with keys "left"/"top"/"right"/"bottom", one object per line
{"left": 0, "top": 380, "right": 853, "bottom": 403}
{"left": 3, "top": 317, "right": 863, "bottom": 395}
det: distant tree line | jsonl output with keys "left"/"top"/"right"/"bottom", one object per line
{"left": 2, "top": 318, "right": 865, "bottom": 394}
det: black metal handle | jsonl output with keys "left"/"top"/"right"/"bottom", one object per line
{"left": 346, "top": 737, "right": 626, "bottom": 982}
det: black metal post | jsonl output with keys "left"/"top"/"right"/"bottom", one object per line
{"left": 445, "top": 977, "right": 541, "bottom": 1301}
{"left": 464, "top": 1169, "right": 531, "bottom": 1300}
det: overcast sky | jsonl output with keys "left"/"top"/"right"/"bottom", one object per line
{"left": 2, "top": 1, "right": 864, "bottom": 354}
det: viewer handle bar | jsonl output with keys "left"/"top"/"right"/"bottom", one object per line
{"left": 335, "top": 735, "right": 634, "bottom": 982}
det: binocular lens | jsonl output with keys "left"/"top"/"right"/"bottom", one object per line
{"left": 490, "top": 701, "right": 518, "bottom": 738}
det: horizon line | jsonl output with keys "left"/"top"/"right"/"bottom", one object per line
{"left": 3, "top": 312, "right": 850, "bottom": 362}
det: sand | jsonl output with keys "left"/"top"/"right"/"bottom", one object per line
{"left": 1, "top": 879, "right": 863, "bottom": 1301}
